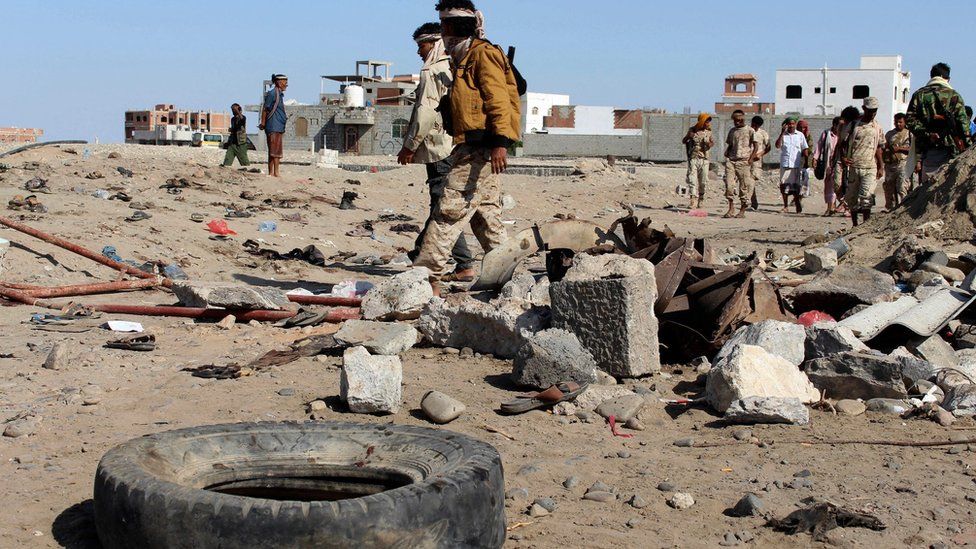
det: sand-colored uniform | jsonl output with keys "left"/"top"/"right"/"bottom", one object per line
{"left": 883, "top": 128, "right": 912, "bottom": 208}
{"left": 686, "top": 129, "right": 712, "bottom": 198}
{"left": 725, "top": 126, "right": 757, "bottom": 206}
{"left": 843, "top": 119, "right": 884, "bottom": 211}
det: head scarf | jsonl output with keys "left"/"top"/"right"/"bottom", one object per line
{"left": 796, "top": 120, "right": 809, "bottom": 136}
{"left": 439, "top": 8, "right": 486, "bottom": 39}
{"left": 694, "top": 113, "right": 712, "bottom": 131}
{"left": 785, "top": 116, "right": 798, "bottom": 124}
{"left": 421, "top": 38, "right": 447, "bottom": 70}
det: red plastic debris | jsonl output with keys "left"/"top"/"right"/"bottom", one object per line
{"left": 608, "top": 415, "right": 633, "bottom": 438}
{"left": 206, "top": 219, "right": 237, "bottom": 236}
{"left": 797, "top": 311, "right": 835, "bottom": 327}
{"left": 687, "top": 209, "right": 708, "bottom": 218}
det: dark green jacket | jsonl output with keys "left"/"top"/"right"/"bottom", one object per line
{"left": 906, "top": 78, "right": 970, "bottom": 155}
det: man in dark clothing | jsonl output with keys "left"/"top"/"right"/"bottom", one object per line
{"left": 906, "top": 63, "right": 970, "bottom": 184}
{"left": 222, "top": 103, "right": 250, "bottom": 167}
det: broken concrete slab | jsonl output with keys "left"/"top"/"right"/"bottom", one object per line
{"left": 334, "top": 320, "right": 418, "bottom": 356}
{"left": 804, "top": 325, "right": 870, "bottom": 361}
{"left": 340, "top": 346, "right": 402, "bottom": 414}
{"left": 802, "top": 352, "right": 909, "bottom": 400}
{"left": 724, "top": 397, "right": 809, "bottom": 425}
{"left": 804, "top": 247, "right": 838, "bottom": 274}
{"left": 512, "top": 328, "right": 598, "bottom": 390}
{"left": 706, "top": 345, "right": 820, "bottom": 413}
{"left": 594, "top": 394, "right": 645, "bottom": 423}
{"left": 907, "top": 335, "right": 959, "bottom": 372}
{"left": 790, "top": 265, "right": 897, "bottom": 316}
{"left": 936, "top": 370, "right": 976, "bottom": 417}
{"left": 550, "top": 254, "right": 659, "bottom": 378}
{"left": 361, "top": 268, "right": 433, "bottom": 321}
{"left": 418, "top": 294, "right": 549, "bottom": 359}
{"left": 172, "top": 281, "right": 294, "bottom": 311}
{"left": 573, "top": 385, "right": 639, "bottom": 411}
{"left": 715, "top": 320, "right": 807, "bottom": 366}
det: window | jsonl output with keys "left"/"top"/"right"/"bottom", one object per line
{"left": 160, "top": 116, "right": 168, "bottom": 123}
{"left": 734, "top": 83, "right": 747, "bottom": 93}
{"left": 903, "top": 88, "right": 909, "bottom": 102}
{"left": 829, "top": 87, "right": 837, "bottom": 94}
{"left": 295, "top": 117, "right": 309, "bottom": 138}
{"left": 814, "top": 87, "right": 822, "bottom": 94}
{"left": 894, "top": 86, "right": 898, "bottom": 101}
{"left": 785, "top": 85, "right": 802, "bottom": 99}
{"left": 532, "top": 107, "right": 539, "bottom": 115}
{"left": 852, "top": 85, "right": 870, "bottom": 99}
{"left": 391, "top": 118, "right": 409, "bottom": 139}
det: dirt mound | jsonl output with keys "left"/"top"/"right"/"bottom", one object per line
{"left": 861, "top": 147, "right": 976, "bottom": 241}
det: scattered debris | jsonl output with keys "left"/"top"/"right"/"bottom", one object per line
{"left": 767, "top": 502, "right": 885, "bottom": 542}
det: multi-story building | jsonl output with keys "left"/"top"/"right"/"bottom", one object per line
{"left": 124, "top": 104, "right": 230, "bottom": 142}
{"left": 775, "top": 55, "right": 911, "bottom": 130}
{"left": 522, "top": 92, "right": 571, "bottom": 134}
{"left": 0, "top": 127, "right": 44, "bottom": 145}
{"left": 714, "top": 74, "right": 775, "bottom": 115}
{"left": 321, "top": 61, "right": 419, "bottom": 107}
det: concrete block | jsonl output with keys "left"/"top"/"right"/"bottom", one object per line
{"left": 802, "top": 352, "right": 909, "bottom": 400}
{"left": 512, "top": 328, "right": 598, "bottom": 390}
{"left": 706, "top": 345, "right": 820, "bottom": 413}
{"left": 715, "top": 320, "right": 806, "bottom": 366}
{"left": 340, "top": 347, "right": 402, "bottom": 414}
{"left": 418, "top": 294, "right": 549, "bottom": 359}
{"left": 804, "top": 247, "right": 838, "bottom": 273}
{"left": 172, "top": 281, "right": 294, "bottom": 311}
{"left": 334, "top": 320, "right": 418, "bottom": 356}
{"left": 550, "top": 254, "right": 659, "bottom": 378}
{"left": 361, "top": 268, "right": 433, "bottom": 321}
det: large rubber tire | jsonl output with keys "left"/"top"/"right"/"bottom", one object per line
{"left": 93, "top": 422, "right": 506, "bottom": 548}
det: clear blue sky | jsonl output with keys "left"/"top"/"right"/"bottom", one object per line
{"left": 3, "top": 0, "right": 974, "bottom": 142}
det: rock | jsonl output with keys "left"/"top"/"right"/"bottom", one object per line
{"left": 594, "top": 395, "right": 645, "bottom": 423}
{"left": 657, "top": 482, "right": 676, "bottom": 492}
{"left": 563, "top": 476, "right": 580, "bottom": 489}
{"left": 668, "top": 493, "right": 695, "bottom": 510}
{"left": 339, "top": 347, "right": 402, "bottom": 414}
{"left": 911, "top": 380, "right": 945, "bottom": 403}
{"left": 216, "top": 315, "right": 237, "bottom": 330}
{"left": 420, "top": 390, "right": 465, "bottom": 424}
{"left": 501, "top": 194, "right": 517, "bottom": 211}
{"left": 803, "top": 352, "right": 910, "bottom": 400}
{"left": 583, "top": 491, "right": 616, "bottom": 503}
{"left": 804, "top": 325, "right": 870, "bottom": 361}
{"left": 625, "top": 418, "right": 645, "bottom": 431}
{"left": 573, "top": 385, "right": 638, "bottom": 411}
{"left": 724, "top": 397, "right": 809, "bottom": 425}
{"left": 616, "top": 450, "right": 631, "bottom": 459}
{"left": 3, "top": 415, "right": 40, "bottom": 438}
{"left": 673, "top": 438, "right": 695, "bottom": 448}
{"left": 528, "top": 503, "right": 549, "bottom": 517}
{"left": 890, "top": 236, "right": 925, "bottom": 272}
{"left": 550, "top": 254, "right": 660, "bottom": 377}
{"left": 732, "top": 429, "right": 753, "bottom": 441}
{"left": 361, "top": 268, "right": 434, "bottom": 321}
{"left": 43, "top": 342, "right": 69, "bottom": 370}
{"left": 533, "top": 497, "right": 557, "bottom": 512}
{"left": 511, "top": 328, "right": 598, "bottom": 389}
{"left": 629, "top": 494, "right": 649, "bottom": 509}
{"left": 277, "top": 388, "right": 295, "bottom": 396}
{"left": 941, "top": 379, "right": 976, "bottom": 417}
{"left": 500, "top": 272, "right": 536, "bottom": 301}
{"left": 626, "top": 518, "right": 643, "bottom": 529}
{"left": 418, "top": 294, "right": 549, "bottom": 359}
{"left": 715, "top": 320, "right": 807, "bottom": 366}
{"left": 172, "top": 281, "right": 294, "bottom": 311}
{"left": 729, "top": 494, "right": 764, "bottom": 517}
{"left": 835, "top": 399, "right": 866, "bottom": 416}
{"left": 790, "top": 265, "right": 898, "bottom": 316}
{"left": 706, "top": 345, "right": 820, "bottom": 413}
{"left": 308, "top": 400, "right": 327, "bottom": 412}
{"left": 805, "top": 247, "right": 838, "bottom": 273}
{"left": 335, "top": 320, "right": 419, "bottom": 356}
{"left": 506, "top": 487, "right": 529, "bottom": 500}
{"left": 866, "top": 398, "right": 912, "bottom": 415}
{"left": 595, "top": 370, "right": 617, "bottom": 385}
{"left": 908, "top": 335, "right": 959, "bottom": 372}
{"left": 459, "top": 347, "right": 474, "bottom": 358}
{"left": 719, "top": 532, "right": 739, "bottom": 546}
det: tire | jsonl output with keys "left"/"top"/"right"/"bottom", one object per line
{"left": 94, "top": 422, "right": 506, "bottom": 548}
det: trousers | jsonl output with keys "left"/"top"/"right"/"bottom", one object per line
{"left": 409, "top": 159, "right": 475, "bottom": 271}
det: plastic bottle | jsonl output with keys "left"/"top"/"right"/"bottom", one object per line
{"left": 92, "top": 189, "right": 111, "bottom": 199}
{"left": 258, "top": 221, "right": 277, "bottom": 232}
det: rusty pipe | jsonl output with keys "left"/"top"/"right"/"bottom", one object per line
{"left": 287, "top": 295, "right": 362, "bottom": 307}
{"left": 2, "top": 278, "right": 163, "bottom": 298}
{"left": 0, "top": 216, "right": 173, "bottom": 287}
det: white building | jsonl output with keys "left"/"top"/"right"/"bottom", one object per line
{"left": 775, "top": 55, "right": 911, "bottom": 130}
{"left": 543, "top": 105, "right": 643, "bottom": 136}
{"left": 522, "top": 92, "right": 570, "bottom": 134}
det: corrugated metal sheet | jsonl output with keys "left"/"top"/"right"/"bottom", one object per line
{"left": 839, "top": 288, "right": 976, "bottom": 341}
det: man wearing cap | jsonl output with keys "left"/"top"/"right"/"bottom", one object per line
{"left": 259, "top": 74, "right": 288, "bottom": 177}
{"left": 722, "top": 110, "right": 759, "bottom": 218}
{"left": 842, "top": 97, "right": 885, "bottom": 227}
{"left": 681, "top": 113, "right": 713, "bottom": 209}
{"left": 398, "top": 22, "right": 476, "bottom": 282}
{"left": 906, "top": 63, "right": 970, "bottom": 184}
{"left": 749, "top": 116, "right": 771, "bottom": 210}
{"left": 776, "top": 117, "right": 807, "bottom": 214}
{"left": 414, "top": 0, "right": 521, "bottom": 292}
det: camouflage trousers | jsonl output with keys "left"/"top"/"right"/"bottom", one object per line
{"left": 845, "top": 167, "right": 878, "bottom": 212}
{"left": 414, "top": 144, "right": 507, "bottom": 277}
{"left": 686, "top": 158, "right": 708, "bottom": 198}
{"left": 724, "top": 160, "right": 754, "bottom": 207}
{"left": 883, "top": 162, "right": 908, "bottom": 209}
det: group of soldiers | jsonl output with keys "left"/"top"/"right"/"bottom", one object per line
{"left": 682, "top": 62, "right": 972, "bottom": 226}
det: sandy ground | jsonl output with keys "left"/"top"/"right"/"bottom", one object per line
{"left": 1, "top": 144, "right": 975, "bottom": 548}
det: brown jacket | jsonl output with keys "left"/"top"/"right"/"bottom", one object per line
{"left": 449, "top": 39, "right": 521, "bottom": 147}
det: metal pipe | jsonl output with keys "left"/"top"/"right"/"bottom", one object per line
{"left": 0, "top": 216, "right": 173, "bottom": 287}
{"left": 1, "top": 278, "right": 162, "bottom": 298}
{"left": 287, "top": 295, "right": 362, "bottom": 307}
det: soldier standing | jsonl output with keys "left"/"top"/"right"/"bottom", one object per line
{"left": 842, "top": 97, "right": 885, "bottom": 227}
{"left": 722, "top": 110, "right": 759, "bottom": 218}
{"left": 749, "top": 116, "right": 771, "bottom": 210}
{"left": 906, "top": 63, "right": 970, "bottom": 184}
{"left": 681, "top": 113, "right": 713, "bottom": 209}
{"left": 883, "top": 113, "right": 913, "bottom": 210}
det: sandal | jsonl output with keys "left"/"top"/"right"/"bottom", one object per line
{"left": 225, "top": 209, "right": 253, "bottom": 219}
{"left": 125, "top": 210, "right": 152, "bottom": 222}
{"left": 105, "top": 333, "right": 156, "bottom": 352}
{"left": 500, "top": 382, "right": 587, "bottom": 415}
{"left": 441, "top": 269, "right": 477, "bottom": 283}
{"left": 190, "top": 213, "right": 206, "bottom": 223}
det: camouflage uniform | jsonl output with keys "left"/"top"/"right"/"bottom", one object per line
{"left": 883, "top": 128, "right": 912, "bottom": 208}
{"left": 906, "top": 79, "right": 970, "bottom": 184}
{"left": 685, "top": 129, "right": 712, "bottom": 199}
{"left": 843, "top": 119, "right": 884, "bottom": 212}
{"left": 724, "top": 126, "right": 757, "bottom": 207}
